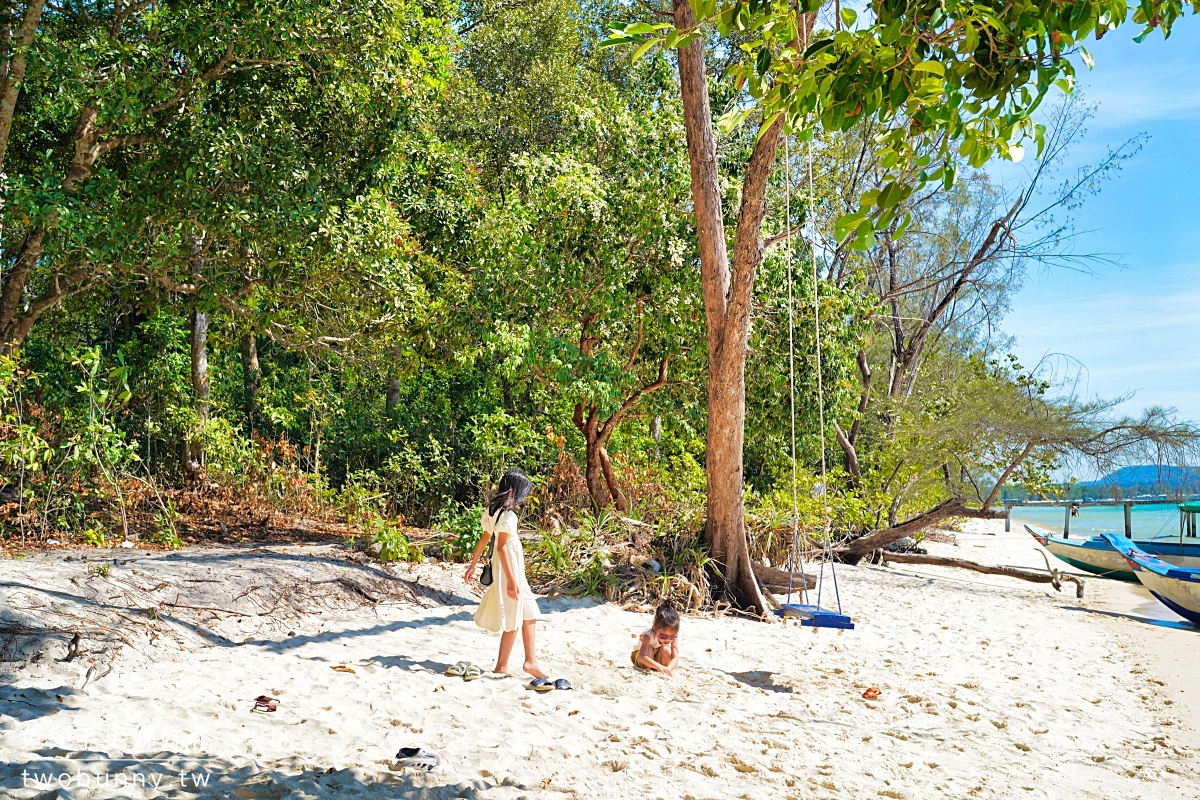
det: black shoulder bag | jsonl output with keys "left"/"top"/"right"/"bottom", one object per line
{"left": 479, "top": 532, "right": 495, "bottom": 586}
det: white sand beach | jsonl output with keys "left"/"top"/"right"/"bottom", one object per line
{"left": 2, "top": 519, "right": 1198, "bottom": 800}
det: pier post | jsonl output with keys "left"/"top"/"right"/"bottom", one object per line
{"left": 1005, "top": 504, "right": 1011, "bottom": 532}
{"left": 1063, "top": 504, "right": 1070, "bottom": 538}
{"left": 1124, "top": 502, "right": 1132, "bottom": 537}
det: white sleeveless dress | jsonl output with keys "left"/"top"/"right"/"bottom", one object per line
{"left": 473, "top": 508, "right": 541, "bottom": 632}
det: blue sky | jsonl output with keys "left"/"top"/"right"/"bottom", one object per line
{"left": 1002, "top": 19, "right": 1200, "bottom": 422}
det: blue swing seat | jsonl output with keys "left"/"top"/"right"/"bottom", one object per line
{"left": 774, "top": 603, "right": 855, "bottom": 630}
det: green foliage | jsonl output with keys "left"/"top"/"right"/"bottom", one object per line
{"left": 431, "top": 502, "right": 484, "bottom": 560}
{"left": 369, "top": 519, "right": 425, "bottom": 563}
{"left": 148, "top": 498, "right": 184, "bottom": 550}
{"left": 0, "top": 0, "right": 1189, "bottom": 557}
{"left": 604, "top": 1, "right": 1199, "bottom": 249}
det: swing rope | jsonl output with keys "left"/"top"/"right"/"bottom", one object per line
{"left": 807, "top": 132, "right": 843, "bottom": 615}
{"left": 783, "top": 136, "right": 811, "bottom": 606}
{"left": 781, "top": 127, "right": 846, "bottom": 621}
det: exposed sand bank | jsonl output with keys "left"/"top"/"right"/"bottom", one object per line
{"left": 1, "top": 518, "right": 1197, "bottom": 799}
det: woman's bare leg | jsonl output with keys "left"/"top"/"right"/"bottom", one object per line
{"left": 521, "top": 620, "right": 547, "bottom": 678}
{"left": 494, "top": 629, "right": 518, "bottom": 674}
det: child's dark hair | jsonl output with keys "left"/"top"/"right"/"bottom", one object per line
{"left": 653, "top": 600, "right": 680, "bottom": 632}
{"left": 487, "top": 468, "right": 534, "bottom": 518}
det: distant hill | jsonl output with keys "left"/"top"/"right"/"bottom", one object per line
{"left": 1075, "top": 465, "right": 1200, "bottom": 498}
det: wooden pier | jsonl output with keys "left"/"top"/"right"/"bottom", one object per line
{"left": 1000, "top": 497, "right": 1200, "bottom": 539}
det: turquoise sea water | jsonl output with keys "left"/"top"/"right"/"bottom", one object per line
{"left": 1009, "top": 502, "right": 1191, "bottom": 542}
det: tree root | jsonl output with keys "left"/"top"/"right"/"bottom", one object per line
{"left": 881, "top": 551, "right": 1085, "bottom": 598}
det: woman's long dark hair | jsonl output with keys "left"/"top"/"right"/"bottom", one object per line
{"left": 487, "top": 468, "right": 534, "bottom": 518}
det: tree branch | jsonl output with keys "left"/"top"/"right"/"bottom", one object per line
{"left": 0, "top": 0, "right": 45, "bottom": 173}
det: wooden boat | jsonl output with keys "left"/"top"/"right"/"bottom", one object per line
{"left": 1102, "top": 534, "right": 1200, "bottom": 625}
{"left": 1025, "top": 524, "right": 1200, "bottom": 580}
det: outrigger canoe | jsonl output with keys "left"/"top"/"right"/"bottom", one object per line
{"left": 1102, "top": 533, "right": 1200, "bottom": 625}
{"left": 1025, "top": 524, "right": 1200, "bottom": 581}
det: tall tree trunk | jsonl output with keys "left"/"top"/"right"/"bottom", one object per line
{"left": 184, "top": 306, "right": 209, "bottom": 481}
{"left": 183, "top": 233, "right": 208, "bottom": 482}
{"left": 240, "top": 331, "right": 260, "bottom": 437}
{"left": 673, "top": 0, "right": 811, "bottom": 614}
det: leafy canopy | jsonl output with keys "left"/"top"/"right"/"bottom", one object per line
{"left": 604, "top": 0, "right": 1197, "bottom": 248}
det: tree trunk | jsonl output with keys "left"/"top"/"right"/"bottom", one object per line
{"left": 0, "top": 0, "right": 45, "bottom": 174}
{"left": 575, "top": 403, "right": 610, "bottom": 510}
{"left": 240, "top": 331, "right": 260, "bottom": 437}
{"left": 599, "top": 446, "right": 628, "bottom": 513}
{"left": 704, "top": 356, "right": 765, "bottom": 610}
{"left": 672, "top": 0, "right": 812, "bottom": 616}
{"left": 385, "top": 345, "right": 402, "bottom": 410}
{"left": 980, "top": 441, "right": 1035, "bottom": 509}
{"left": 183, "top": 234, "right": 208, "bottom": 482}
{"left": 183, "top": 306, "right": 210, "bottom": 481}
{"left": 0, "top": 223, "right": 44, "bottom": 346}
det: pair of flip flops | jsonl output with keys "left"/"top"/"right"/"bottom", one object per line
{"left": 527, "top": 677, "right": 572, "bottom": 693}
{"left": 394, "top": 747, "right": 439, "bottom": 772}
{"left": 252, "top": 695, "right": 278, "bottom": 713}
{"left": 445, "top": 661, "right": 483, "bottom": 681}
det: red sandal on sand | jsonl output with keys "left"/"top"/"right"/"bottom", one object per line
{"left": 253, "top": 695, "right": 278, "bottom": 713}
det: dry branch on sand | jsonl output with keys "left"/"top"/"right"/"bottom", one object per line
{"left": 882, "top": 550, "right": 1085, "bottom": 598}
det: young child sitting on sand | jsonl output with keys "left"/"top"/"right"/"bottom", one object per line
{"left": 632, "top": 601, "right": 680, "bottom": 677}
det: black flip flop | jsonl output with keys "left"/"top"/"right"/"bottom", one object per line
{"left": 527, "top": 677, "right": 554, "bottom": 693}
{"left": 554, "top": 679, "right": 572, "bottom": 690}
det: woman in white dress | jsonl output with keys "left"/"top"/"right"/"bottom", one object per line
{"left": 465, "top": 468, "right": 547, "bottom": 678}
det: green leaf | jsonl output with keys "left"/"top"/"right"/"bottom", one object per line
{"left": 717, "top": 106, "right": 753, "bottom": 134}
{"left": 632, "top": 37, "right": 662, "bottom": 62}
{"left": 803, "top": 38, "right": 834, "bottom": 58}
{"left": 912, "top": 61, "right": 945, "bottom": 77}
{"left": 839, "top": 7, "right": 857, "bottom": 27}
{"left": 942, "top": 162, "right": 958, "bottom": 191}
{"left": 598, "top": 34, "right": 639, "bottom": 49}
{"left": 626, "top": 22, "right": 667, "bottom": 36}
{"left": 755, "top": 47, "right": 772, "bottom": 76}
{"left": 853, "top": 219, "right": 874, "bottom": 250}
{"left": 834, "top": 209, "right": 866, "bottom": 242}
{"left": 1079, "top": 47, "right": 1094, "bottom": 70}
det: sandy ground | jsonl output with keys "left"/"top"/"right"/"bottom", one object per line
{"left": 1, "top": 518, "right": 1197, "bottom": 799}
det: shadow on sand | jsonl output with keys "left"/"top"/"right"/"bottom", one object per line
{"left": 0, "top": 747, "right": 499, "bottom": 799}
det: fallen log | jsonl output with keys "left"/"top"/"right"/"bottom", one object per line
{"left": 752, "top": 562, "right": 816, "bottom": 592}
{"left": 881, "top": 551, "right": 1085, "bottom": 598}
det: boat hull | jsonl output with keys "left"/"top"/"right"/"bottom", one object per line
{"left": 1025, "top": 525, "right": 1200, "bottom": 580}
{"left": 1102, "top": 534, "right": 1200, "bottom": 625}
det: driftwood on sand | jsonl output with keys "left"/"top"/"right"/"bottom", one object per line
{"left": 882, "top": 550, "right": 1085, "bottom": 598}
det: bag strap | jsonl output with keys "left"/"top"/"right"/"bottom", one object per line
{"left": 484, "top": 509, "right": 502, "bottom": 559}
